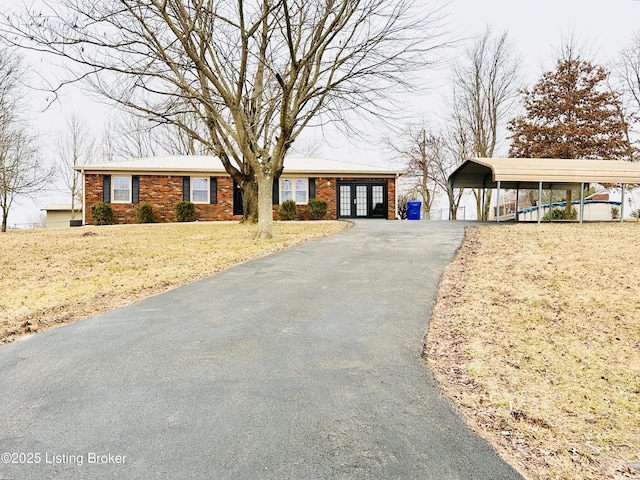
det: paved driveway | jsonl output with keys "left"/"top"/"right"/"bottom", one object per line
{"left": 0, "top": 220, "right": 522, "bottom": 479}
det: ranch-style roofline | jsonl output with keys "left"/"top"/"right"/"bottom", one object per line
{"left": 449, "top": 157, "right": 640, "bottom": 190}
{"left": 75, "top": 155, "right": 400, "bottom": 177}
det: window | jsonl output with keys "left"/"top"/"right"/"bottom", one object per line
{"left": 112, "top": 176, "right": 131, "bottom": 203}
{"left": 191, "top": 177, "right": 209, "bottom": 203}
{"left": 280, "top": 178, "right": 308, "bottom": 204}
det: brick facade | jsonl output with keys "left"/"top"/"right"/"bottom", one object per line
{"left": 84, "top": 173, "right": 396, "bottom": 224}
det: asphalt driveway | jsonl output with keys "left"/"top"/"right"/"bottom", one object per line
{"left": 0, "top": 220, "right": 522, "bottom": 479}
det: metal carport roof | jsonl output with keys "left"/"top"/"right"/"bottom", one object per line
{"left": 448, "top": 157, "right": 640, "bottom": 222}
{"left": 449, "top": 157, "right": 640, "bottom": 190}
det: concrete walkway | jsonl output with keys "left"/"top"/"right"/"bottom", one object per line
{"left": 0, "top": 220, "right": 522, "bottom": 479}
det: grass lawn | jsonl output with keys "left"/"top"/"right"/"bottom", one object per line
{"left": 427, "top": 223, "right": 640, "bottom": 480}
{"left": 4, "top": 219, "right": 639, "bottom": 479}
{"left": 2, "top": 221, "right": 349, "bottom": 344}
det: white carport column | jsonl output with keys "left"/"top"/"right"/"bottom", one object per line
{"left": 537, "top": 182, "right": 542, "bottom": 224}
{"left": 579, "top": 182, "right": 585, "bottom": 224}
{"left": 496, "top": 181, "right": 501, "bottom": 223}
{"left": 621, "top": 183, "right": 626, "bottom": 223}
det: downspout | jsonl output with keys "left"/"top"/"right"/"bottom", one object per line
{"left": 81, "top": 169, "right": 86, "bottom": 226}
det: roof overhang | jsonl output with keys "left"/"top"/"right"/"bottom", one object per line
{"left": 449, "top": 157, "right": 640, "bottom": 190}
{"left": 74, "top": 156, "right": 400, "bottom": 177}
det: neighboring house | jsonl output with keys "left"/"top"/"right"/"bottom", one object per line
{"left": 42, "top": 205, "right": 83, "bottom": 228}
{"left": 75, "top": 156, "right": 399, "bottom": 225}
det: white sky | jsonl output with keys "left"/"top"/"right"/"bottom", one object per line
{"left": 7, "top": 0, "right": 640, "bottom": 226}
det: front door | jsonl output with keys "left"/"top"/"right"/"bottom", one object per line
{"left": 337, "top": 181, "right": 387, "bottom": 219}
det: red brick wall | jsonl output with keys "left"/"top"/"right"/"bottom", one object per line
{"left": 315, "top": 177, "right": 339, "bottom": 219}
{"left": 84, "top": 174, "right": 396, "bottom": 224}
{"left": 85, "top": 174, "right": 241, "bottom": 224}
{"left": 388, "top": 177, "right": 397, "bottom": 219}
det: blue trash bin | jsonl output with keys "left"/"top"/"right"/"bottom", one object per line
{"left": 407, "top": 201, "right": 422, "bottom": 220}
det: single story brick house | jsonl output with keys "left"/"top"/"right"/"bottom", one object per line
{"left": 75, "top": 156, "right": 400, "bottom": 225}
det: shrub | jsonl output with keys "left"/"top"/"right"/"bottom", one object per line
{"left": 136, "top": 203, "right": 155, "bottom": 223}
{"left": 278, "top": 199, "right": 299, "bottom": 220}
{"left": 307, "top": 198, "right": 328, "bottom": 220}
{"left": 543, "top": 206, "right": 577, "bottom": 221}
{"left": 397, "top": 193, "right": 411, "bottom": 220}
{"left": 91, "top": 202, "right": 113, "bottom": 226}
{"left": 610, "top": 206, "right": 620, "bottom": 220}
{"left": 174, "top": 201, "right": 196, "bottom": 222}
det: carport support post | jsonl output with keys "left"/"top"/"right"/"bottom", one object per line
{"left": 621, "top": 183, "right": 626, "bottom": 222}
{"left": 496, "top": 181, "right": 501, "bottom": 223}
{"left": 579, "top": 182, "right": 585, "bottom": 224}
{"left": 537, "top": 182, "right": 542, "bottom": 224}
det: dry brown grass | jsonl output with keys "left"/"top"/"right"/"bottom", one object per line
{"left": 2, "top": 221, "right": 349, "bottom": 344}
{"left": 427, "top": 223, "right": 640, "bottom": 480}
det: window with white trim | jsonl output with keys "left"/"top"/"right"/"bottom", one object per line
{"left": 112, "top": 176, "right": 132, "bottom": 203}
{"left": 280, "top": 178, "right": 308, "bottom": 204}
{"left": 191, "top": 177, "right": 209, "bottom": 203}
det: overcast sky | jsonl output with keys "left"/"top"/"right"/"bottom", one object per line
{"left": 6, "top": 0, "right": 640, "bottom": 226}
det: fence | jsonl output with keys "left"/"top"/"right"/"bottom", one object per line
{"left": 422, "top": 207, "right": 466, "bottom": 220}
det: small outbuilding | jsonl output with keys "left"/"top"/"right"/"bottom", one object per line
{"left": 42, "top": 204, "right": 83, "bottom": 228}
{"left": 448, "top": 157, "right": 640, "bottom": 222}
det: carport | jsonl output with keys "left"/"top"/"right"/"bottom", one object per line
{"left": 448, "top": 157, "right": 640, "bottom": 222}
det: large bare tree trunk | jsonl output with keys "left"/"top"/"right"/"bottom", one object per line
{"left": 564, "top": 189, "right": 573, "bottom": 219}
{"left": 474, "top": 188, "right": 482, "bottom": 220}
{"left": 483, "top": 189, "right": 493, "bottom": 220}
{"left": 256, "top": 171, "right": 274, "bottom": 240}
{"left": 240, "top": 179, "right": 259, "bottom": 224}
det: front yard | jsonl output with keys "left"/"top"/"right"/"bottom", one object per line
{"left": 427, "top": 223, "right": 640, "bottom": 480}
{"left": 2, "top": 221, "right": 348, "bottom": 344}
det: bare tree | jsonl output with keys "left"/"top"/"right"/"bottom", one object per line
{"left": 618, "top": 33, "right": 640, "bottom": 126}
{"left": 29, "top": 211, "right": 46, "bottom": 229}
{"left": 439, "top": 120, "right": 469, "bottom": 219}
{"left": 391, "top": 126, "right": 443, "bottom": 219}
{"left": 56, "top": 114, "right": 96, "bottom": 221}
{"left": 450, "top": 28, "right": 520, "bottom": 220}
{"left": 103, "top": 110, "right": 211, "bottom": 159}
{"left": 615, "top": 32, "right": 640, "bottom": 157}
{"left": 0, "top": 47, "right": 54, "bottom": 232}
{"left": 3, "top": 1, "right": 448, "bottom": 239}
{"left": 390, "top": 120, "right": 468, "bottom": 220}
{"left": 287, "top": 138, "right": 323, "bottom": 158}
